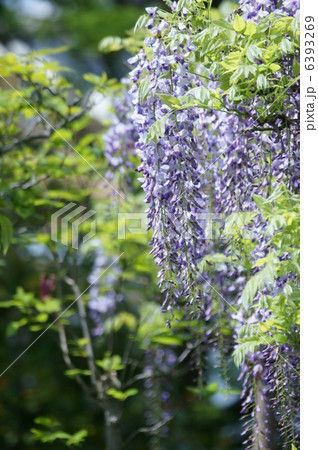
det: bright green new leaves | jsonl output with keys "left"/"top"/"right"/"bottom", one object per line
{"left": 64, "top": 369, "right": 92, "bottom": 378}
{"left": 83, "top": 71, "right": 108, "bottom": 86}
{"left": 106, "top": 388, "right": 138, "bottom": 401}
{"left": 0, "top": 49, "right": 110, "bottom": 255}
{"left": 0, "top": 287, "right": 61, "bottom": 336}
{"left": 99, "top": 29, "right": 145, "bottom": 55}
{"left": 233, "top": 14, "right": 246, "bottom": 33}
{"left": 31, "top": 417, "right": 87, "bottom": 447}
{"left": 240, "top": 258, "right": 276, "bottom": 310}
{"left": 157, "top": 93, "right": 181, "bottom": 109}
{"left": 244, "top": 21, "right": 256, "bottom": 36}
{"left": 97, "top": 353, "right": 125, "bottom": 372}
{"left": 190, "top": 9, "right": 299, "bottom": 109}
{"left": 224, "top": 184, "right": 300, "bottom": 366}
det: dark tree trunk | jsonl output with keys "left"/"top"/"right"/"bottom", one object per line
{"left": 254, "top": 375, "right": 277, "bottom": 450}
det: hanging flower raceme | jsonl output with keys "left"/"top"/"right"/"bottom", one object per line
{"left": 128, "top": 8, "right": 211, "bottom": 314}
{"left": 103, "top": 78, "right": 138, "bottom": 191}
{"left": 87, "top": 241, "right": 123, "bottom": 336}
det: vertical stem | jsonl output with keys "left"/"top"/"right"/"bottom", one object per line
{"left": 75, "top": 251, "right": 124, "bottom": 449}
{"left": 68, "top": 268, "right": 100, "bottom": 396}
{"left": 105, "top": 403, "right": 123, "bottom": 450}
{"left": 254, "top": 374, "right": 276, "bottom": 450}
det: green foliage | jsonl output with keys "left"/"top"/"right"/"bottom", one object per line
{"left": 97, "top": 353, "right": 125, "bottom": 372}
{"left": 146, "top": 112, "right": 172, "bottom": 144}
{"left": 0, "top": 213, "right": 13, "bottom": 255}
{"left": 31, "top": 417, "right": 88, "bottom": 447}
{"left": 0, "top": 287, "right": 61, "bottom": 336}
{"left": 0, "top": 50, "right": 108, "bottom": 257}
{"left": 222, "top": 184, "right": 300, "bottom": 366}
{"left": 106, "top": 388, "right": 138, "bottom": 401}
{"left": 99, "top": 29, "right": 145, "bottom": 55}
{"left": 129, "top": 0, "right": 300, "bottom": 148}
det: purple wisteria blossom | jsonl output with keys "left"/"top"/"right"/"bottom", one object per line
{"left": 103, "top": 78, "right": 137, "bottom": 191}
{"left": 100, "top": 0, "right": 301, "bottom": 447}
{"left": 88, "top": 241, "right": 123, "bottom": 336}
{"left": 129, "top": 21, "right": 210, "bottom": 316}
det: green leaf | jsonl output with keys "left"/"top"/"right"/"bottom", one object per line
{"left": 146, "top": 113, "right": 171, "bottom": 144}
{"left": 269, "top": 63, "right": 281, "bottom": 72}
{"left": 66, "top": 430, "right": 88, "bottom": 446}
{"left": 34, "top": 417, "right": 59, "bottom": 427}
{"left": 0, "top": 214, "right": 13, "bottom": 255}
{"left": 198, "top": 253, "right": 230, "bottom": 272}
{"left": 256, "top": 74, "right": 267, "bottom": 90}
{"left": 6, "top": 318, "right": 28, "bottom": 337}
{"left": 241, "top": 260, "right": 275, "bottom": 310}
{"left": 151, "top": 335, "right": 182, "bottom": 346}
{"left": 51, "top": 128, "right": 73, "bottom": 144}
{"left": 34, "top": 313, "right": 48, "bottom": 323}
{"left": 64, "top": 369, "right": 92, "bottom": 378}
{"left": 280, "top": 38, "right": 293, "bottom": 54}
{"left": 36, "top": 299, "right": 61, "bottom": 313}
{"left": 138, "top": 77, "right": 152, "bottom": 102}
{"left": 98, "top": 36, "right": 123, "bottom": 53}
{"left": 265, "top": 182, "right": 285, "bottom": 203}
{"left": 157, "top": 94, "right": 181, "bottom": 109}
{"left": 246, "top": 44, "right": 262, "bottom": 63}
{"left": 97, "top": 354, "right": 124, "bottom": 371}
{"left": 253, "top": 194, "right": 272, "bottom": 214}
{"left": 188, "top": 86, "right": 211, "bottom": 103}
{"left": 31, "top": 46, "right": 70, "bottom": 56}
{"left": 211, "top": 18, "right": 234, "bottom": 31}
{"left": 113, "top": 312, "right": 137, "bottom": 331}
{"left": 292, "top": 59, "right": 300, "bottom": 76}
{"left": 233, "top": 341, "right": 260, "bottom": 367}
{"left": 268, "top": 215, "right": 286, "bottom": 235}
{"left": 233, "top": 14, "right": 246, "bottom": 33}
{"left": 83, "top": 72, "right": 107, "bottom": 86}
{"left": 242, "top": 65, "right": 257, "bottom": 78}
{"left": 244, "top": 21, "right": 256, "bottom": 36}
{"left": 254, "top": 255, "right": 274, "bottom": 268}
{"left": 134, "top": 14, "right": 149, "bottom": 32}
{"left": 291, "top": 15, "right": 300, "bottom": 36}
{"left": 106, "top": 388, "right": 138, "bottom": 401}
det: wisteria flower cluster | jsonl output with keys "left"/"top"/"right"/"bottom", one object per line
{"left": 88, "top": 240, "right": 123, "bottom": 336}
{"left": 101, "top": 0, "right": 300, "bottom": 447}
{"left": 129, "top": 20, "right": 210, "bottom": 315}
{"left": 103, "top": 79, "right": 138, "bottom": 192}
